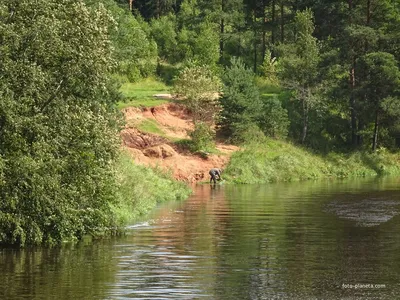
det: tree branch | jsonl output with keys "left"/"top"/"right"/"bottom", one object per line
{"left": 40, "top": 79, "right": 64, "bottom": 113}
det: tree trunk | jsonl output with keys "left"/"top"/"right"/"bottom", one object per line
{"left": 280, "top": 1, "right": 284, "bottom": 42}
{"left": 129, "top": 0, "right": 133, "bottom": 12}
{"left": 219, "top": 0, "right": 225, "bottom": 61}
{"left": 372, "top": 110, "right": 379, "bottom": 151}
{"left": 350, "top": 61, "right": 357, "bottom": 147}
{"left": 348, "top": 0, "right": 358, "bottom": 147}
{"left": 271, "top": 0, "right": 276, "bottom": 45}
{"left": 253, "top": 10, "right": 257, "bottom": 73}
{"left": 262, "top": 0, "right": 266, "bottom": 60}
{"left": 301, "top": 99, "right": 308, "bottom": 144}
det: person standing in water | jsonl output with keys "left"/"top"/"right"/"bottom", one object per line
{"left": 209, "top": 168, "right": 222, "bottom": 184}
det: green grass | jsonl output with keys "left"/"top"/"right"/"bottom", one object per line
{"left": 224, "top": 138, "right": 400, "bottom": 184}
{"left": 117, "top": 77, "right": 171, "bottom": 109}
{"left": 255, "top": 77, "right": 292, "bottom": 103}
{"left": 113, "top": 151, "right": 191, "bottom": 225}
{"left": 137, "top": 118, "right": 165, "bottom": 136}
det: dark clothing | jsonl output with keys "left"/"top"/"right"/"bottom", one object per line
{"left": 209, "top": 168, "right": 222, "bottom": 184}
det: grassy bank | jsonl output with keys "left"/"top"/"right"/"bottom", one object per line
{"left": 112, "top": 151, "right": 191, "bottom": 225}
{"left": 117, "top": 77, "right": 171, "bottom": 109}
{"left": 224, "top": 139, "right": 400, "bottom": 184}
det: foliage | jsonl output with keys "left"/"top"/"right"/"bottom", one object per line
{"left": 150, "top": 13, "right": 179, "bottom": 63}
{"left": 259, "top": 96, "right": 289, "bottom": 139}
{"left": 189, "top": 122, "right": 216, "bottom": 152}
{"left": 173, "top": 63, "right": 221, "bottom": 123}
{"left": 261, "top": 50, "right": 279, "bottom": 84}
{"left": 0, "top": 0, "right": 121, "bottom": 246}
{"left": 86, "top": 0, "right": 158, "bottom": 81}
{"left": 173, "top": 64, "right": 221, "bottom": 151}
{"left": 219, "top": 57, "right": 263, "bottom": 142}
{"left": 113, "top": 152, "right": 191, "bottom": 225}
{"left": 229, "top": 123, "right": 266, "bottom": 145}
{"left": 277, "top": 9, "right": 321, "bottom": 144}
{"left": 356, "top": 52, "right": 400, "bottom": 150}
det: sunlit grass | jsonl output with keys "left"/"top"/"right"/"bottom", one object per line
{"left": 137, "top": 118, "right": 165, "bottom": 136}
{"left": 224, "top": 138, "right": 400, "bottom": 184}
{"left": 117, "top": 77, "right": 172, "bottom": 109}
{"left": 113, "top": 151, "right": 191, "bottom": 225}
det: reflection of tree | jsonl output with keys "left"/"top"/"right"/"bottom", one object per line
{"left": 144, "top": 184, "right": 232, "bottom": 295}
{"left": 0, "top": 241, "right": 117, "bottom": 299}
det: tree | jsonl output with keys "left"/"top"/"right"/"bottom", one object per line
{"left": 277, "top": 9, "right": 320, "bottom": 144}
{"left": 259, "top": 96, "right": 289, "bottom": 139}
{"left": 0, "top": 0, "right": 121, "bottom": 246}
{"left": 219, "top": 57, "right": 263, "bottom": 142}
{"left": 173, "top": 64, "right": 221, "bottom": 151}
{"left": 357, "top": 52, "right": 400, "bottom": 151}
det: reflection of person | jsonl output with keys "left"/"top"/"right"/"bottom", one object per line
{"left": 209, "top": 168, "right": 222, "bottom": 184}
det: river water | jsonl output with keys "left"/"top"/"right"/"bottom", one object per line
{"left": 1, "top": 177, "right": 400, "bottom": 299}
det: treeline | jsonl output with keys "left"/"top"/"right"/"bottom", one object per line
{"left": 110, "top": 0, "right": 399, "bottom": 152}
{"left": 0, "top": 0, "right": 398, "bottom": 246}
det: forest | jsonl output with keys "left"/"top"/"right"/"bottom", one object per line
{"left": 115, "top": 0, "right": 400, "bottom": 152}
{"left": 0, "top": 0, "right": 399, "bottom": 246}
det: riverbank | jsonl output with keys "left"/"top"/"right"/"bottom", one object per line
{"left": 224, "top": 139, "right": 400, "bottom": 184}
{"left": 113, "top": 151, "right": 191, "bottom": 225}
{"left": 116, "top": 78, "right": 400, "bottom": 225}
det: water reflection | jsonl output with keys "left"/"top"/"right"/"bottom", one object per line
{"left": 1, "top": 177, "right": 400, "bottom": 299}
{"left": 0, "top": 240, "right": 118, "bottom": 299}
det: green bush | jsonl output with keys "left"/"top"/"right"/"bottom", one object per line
{"left": 229, "top": 123, "right": 266, "bottom": 145}
{"left": 189, "top": 122, "right": 216, "bottom": 152}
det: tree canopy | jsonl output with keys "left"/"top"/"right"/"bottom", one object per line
{"left": 0, "top": 0, "right": 121, "bottom": 246}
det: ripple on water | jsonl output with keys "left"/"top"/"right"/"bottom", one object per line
{"left": 326, "top": 197, "right": 400, "bottom": 227}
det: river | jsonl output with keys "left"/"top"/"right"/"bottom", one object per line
{"left": 1, "top": 177, "right": 400, "bottom": 299}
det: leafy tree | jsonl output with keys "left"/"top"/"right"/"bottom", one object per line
{"left": 259, "top": 96, "right": 289, "bottom": 139}
{"left": 357, "top": 52, "right": 400, "bottom": 151}
{"left": 86, "top": 0, "right": 158, "bottom": 82}
{"left": 173, "top": 64, "right": 221, "bottom": 151}
{"left": 219, "top": 57, "right": 263, "bottom": 142}
{"left": 0, "top": 0, "right": 121, "bottom": 246}
{"left": 277, "top": 9, "right": 321, "bottom": 144}
{"left": 150, "top": 13, "right": 179, "bottom": 62}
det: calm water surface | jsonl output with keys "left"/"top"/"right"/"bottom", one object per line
{"left": 2, "top": 177, "right": 400, "bottom": 299}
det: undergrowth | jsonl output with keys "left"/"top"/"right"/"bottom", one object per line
{"left": 112, "top": 151, "right": 191, "bottom": 226}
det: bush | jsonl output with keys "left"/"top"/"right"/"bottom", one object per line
{"left": 189, "top": 122, "right": 216, "bottom": 152}
{"left": 259, "top": 96, "right": 290, "bottom": 139}
{"left": 229, "top": 123, "right": 266, "bottom": 145}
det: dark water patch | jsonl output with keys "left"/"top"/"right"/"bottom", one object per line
{"left": 326, "top": 195, "right": 400, "bottom": 227}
